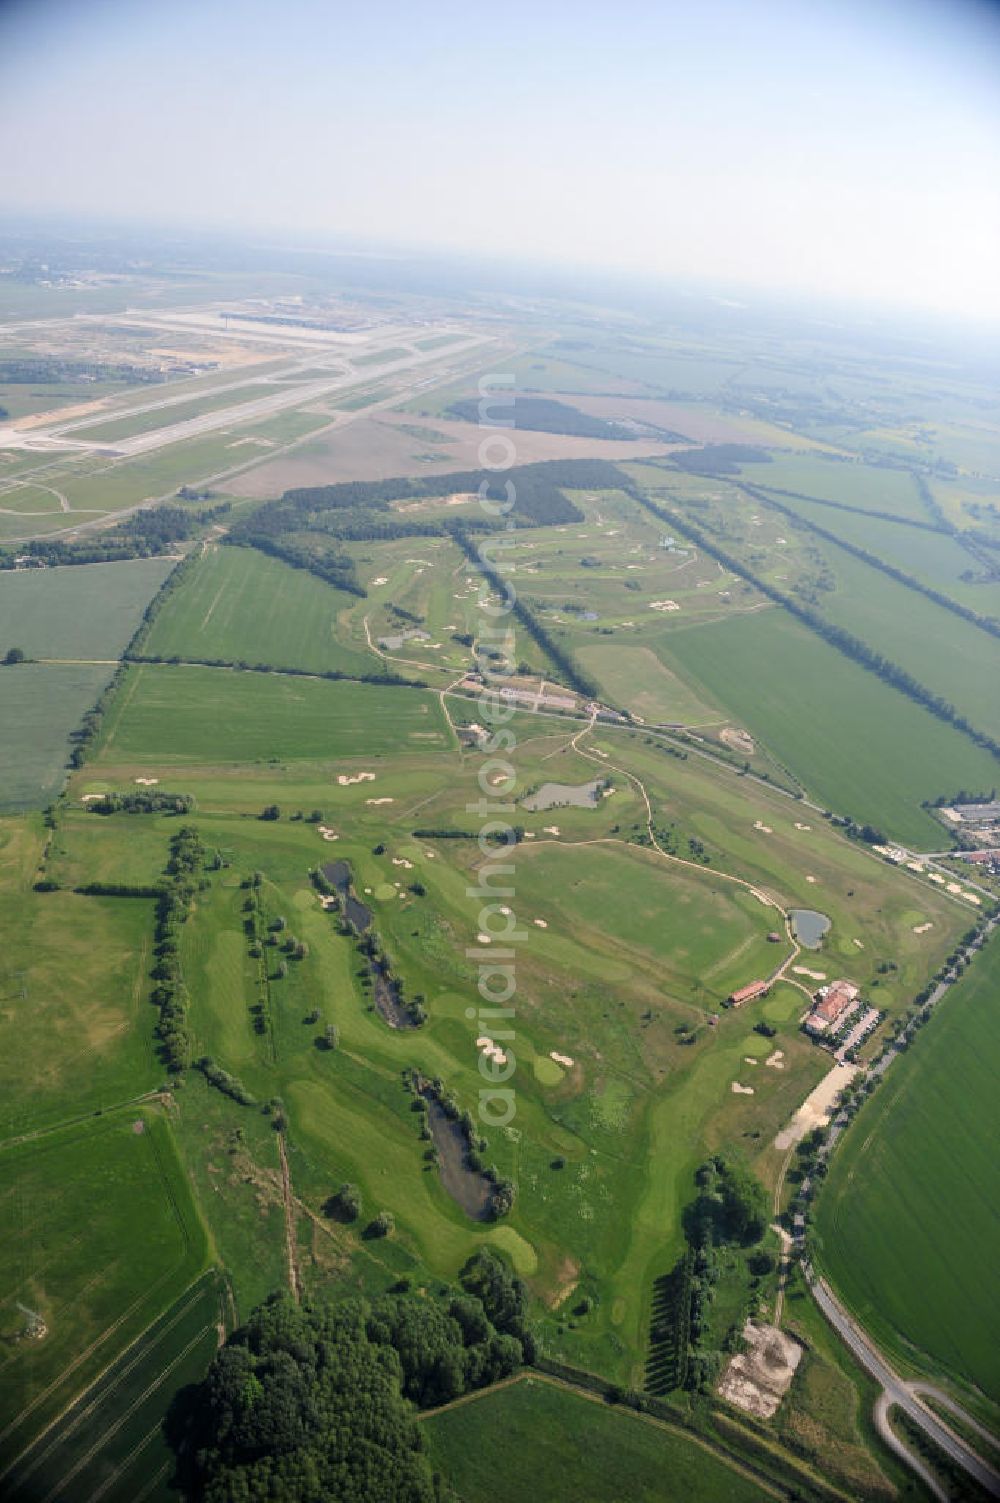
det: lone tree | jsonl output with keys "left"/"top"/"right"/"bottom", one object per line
{"left": 327, "top": 1182, "right": 362, "bottom": 1222}
{"left": 368, "top": 1210, "right": 395, "bottom": 1238}
{"left": 3, "top": 646, "right": 26, "bottom": 665}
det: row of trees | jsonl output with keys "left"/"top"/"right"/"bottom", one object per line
{"left": 451, "top": 527, "right": 600, "bottom": 701}
{"left": 151, "top": 825, "right": 207, "bottom": 1072}
{"left": 742, "top": 481, "right": 1000, "bottom": 643}
{"left": 0, "top": 503, "right": 229, "bottom": 571}
{"left": 628, "top": 485, "right": 1000, "bottom": 762}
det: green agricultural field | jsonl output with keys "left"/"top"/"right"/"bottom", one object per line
{"left": 816, "top": 933, "right": 1000, "bottom": 1413}
{"left": 0, "top": 663, "right": 111, "bottom": 810}
{"left": 96, "top": 664, "right": 452, "bottom": 764}
{"left": 0, "top": 821, "right": 161, "bottom": 1135}
{"left": 1, "top": 1272, "right": 224, "bottom": 1503}
{"left": 423, "top": 1377, "right": 771, "bottom": 1502}
{"left": 0, "top": 558, "right": 173, "bottom": 660}
{"left": 654, "top": 609, "right": 1000, "bottom": 845}
{"left": 755, "top": 455, "right": 928, "bottom": 521}
{"left": 141, "top": 544, "right": 376, "bottom": 676}
{"left": 0, "top": 1108, "right": 209, "bottom": 1471}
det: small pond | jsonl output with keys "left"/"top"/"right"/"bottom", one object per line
{"left": 321, "top": 860, "right": 372, "bottom": 933}
{"left": 790, "top": 909, "right": 831, "bottom": 949}
{"left": 522, "top": 779, "right": 603, "bottom": 812}
{"left": 371, "top": 957, "right": 415, "bottom": 1030}
{"left": 421, "top": 1090, "right": 492, "bottom": 1220}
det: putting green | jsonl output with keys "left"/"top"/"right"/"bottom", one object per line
{"left": 374, "top": 882, "right": 398, "bottom": 900}
{"left": 533, "top": 1055, "right": 565, "bottom": 1086}
{"left": 484, "top": 1225, "right": 538, "bottom": 1276}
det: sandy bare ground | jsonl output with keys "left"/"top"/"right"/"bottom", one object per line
{"left": 222, "top": 411, "right": 676, "bottom": 498}
{"left": 773, "top": 1063, "right": 857, "bottom": 1150}
{"left": 717, "top": 1321, "right": 803, "bottom": 1419}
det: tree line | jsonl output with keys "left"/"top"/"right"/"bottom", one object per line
{"left": 627, "top": 484, "right": 1000, "bottom": 762}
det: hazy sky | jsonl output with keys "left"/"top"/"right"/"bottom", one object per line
{"left": 2, "top": 0, "right": 999, "bottom": 320}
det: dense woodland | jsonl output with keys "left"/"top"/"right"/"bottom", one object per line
{"left": 446, "top": 396, "right": 629, "bottom": 440}
{"left": 225, "top": 459, "right": 623, "bottom": 597}
{"left": 169, "top": 1252, "right": 532, "bottom": 1502}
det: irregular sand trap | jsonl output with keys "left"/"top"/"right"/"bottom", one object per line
{"left": 906, "top": 860, "right": 924, "bottom": 872}
{"left": 765, "top": 1050, "right": 785, "bottom": 1069}
{"left": 476, "top": 1036, "right": 508, "bottom": 1065}
{"left": 477, "top": 933, "right": 492, "bottom": 945}
{"left": 962, "top": 891, "right": 982, "bottom": 904}
{"left": 337, "top": 771, "right": 376, "bottom": 785}
{"left": 499, "top": 905, "right": 512, "bottom": 915}
{"left": 946, "top": 882, "right": 962, "bottom": 894}
{"left": 371, "top": 576, "right": 388, "bottom": 585}
{"left": 731, "top": 1082, "right": 755, "bottom": 1095}
{"left": 794, "top": 821, "right": 811, "bottom": 831}
{"left": 533, "top": 918, "right": 548, "bottom": 928}
{"left": 913, "top": 922, "right": 933, "bottom": 934}
{"left": 364, "top": 887, "right": 373, "bottom": 894}
{"left": 792, "top": 966, "right": 826, "bottom": 981}
{"left": 550, "top": 1051, "right": 574, "bottom": 1068}
{"left": 524, "top": 831, "right": 536, "bottom": 838}
{"left": 753, "top": 821, "right": 773, "bottom": 834}
{"left": 81, "top": 793, "right": 104, "bottom": 802}
{"left": 543, "top": 825, "right": 561, "bottom": 835}
{"left": 134, "top": 776, "right": 159, "bottom": 786}
{"left": 744, "top": 1056, "right": 758, "bottom": 1065}
{"left": 928, "top": 872, "right": 945, "bottom": 884}
{"left": 774, "top": 1063, "right": 857, "bottom": 1149}
{"left": 391, "top": 857, "right": 414, "bottom": 869}
{"left": 425, "top": 851, "right": 436, "bottom": 858}
{"left": 853, "top": 938, "right": 864, "bottom": 948}
{"left": 649, "top": 599, "right": 681, "bottom": 611}
{"left": 805, "top": 875, "right": 817, "bottom": 884}
{"left": 321, "top": 832, "right": 339, "bottom": 842}
{"left": 366, "top": 797, "right": 394, "bottom": 805}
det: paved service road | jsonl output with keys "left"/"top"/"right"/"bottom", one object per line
{"left": 808, "top": 1271, "right": 1000, "bottom": 1498}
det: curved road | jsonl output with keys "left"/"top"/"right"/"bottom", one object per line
{"left": 807, "top": 1270, "right": 1000, "bottom": 1498}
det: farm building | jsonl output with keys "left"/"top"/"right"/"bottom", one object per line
{"left": 727, "top": 980, "right": 769, "bottom": 1007}
{"left": 805, "top": 979, "right": 860, "bottom": 1036}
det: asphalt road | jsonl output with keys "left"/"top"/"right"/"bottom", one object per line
{"left": 807, "top": 1272, "right": 1000, "bottom": 1496}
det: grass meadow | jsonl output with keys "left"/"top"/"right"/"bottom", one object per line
{"left": 654, "top": 608, "right": 1000, "bottom": 846}
{"left": 816, "top": 933, "right": 1000, "bottom": 1414}
{"left": 96, "top": 664, "right": 453, "bottom": 764}
{"left": 0, "top": 1108, "right": 209, "bottom": 1471}
{"left": 423, "top": 1377, "right": 771, "bottom": 1502}
{"left": 141, "top": 544, "right": 376, "bottom": 676}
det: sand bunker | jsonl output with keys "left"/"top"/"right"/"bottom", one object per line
{"left": 371, "top": 576, "right": 388, "bottom": 586}
{"left": 134, "top": 776, "right": 159, "bottom": 786}
{"left": 718, "top": 1322, "right": 803, "bottom": 1419}
{"left": 765, "top": 1050, "right": 785, "bottom": 1069}
{"left": 649, "top": 599, "right": 681, "bottom": 611}
{"left": 774, "top": 1063, "right": 857, "bottom": 1149}
{"left": 533, "top": 918, "right": 548, "bottom": 928}
{"left": 744, "top": 1056, "right": 758, "bottom": 1065}
{"left": 337, "top": 771, "right": 376, "bottom": 785}
{"left": 794, "top": 821, "right": 811, "bottom": 831}
{"left": 792, "top": 966, "right": 826, "bottom": 981}
{"left": 753, "top": 821, "right": 773, "bottom": 834}
{"left": 962, "top": 891, "right": 982, "bottom": 904}
{"left": 731, "top": 1082, "right": 755, "bottom": 1095}
{"left": 317, "top": 825, "right": 340, "bottom": 842}
{"left": 476, "top": 1036, "right": 508, "bottom": 1065}
{"left": 913, "top": 922, "right": 933, "bottom": 934}
{"left": 476, "top": 933, "right": 492, "bottom": 945}
{"left": 853, "top": 938, "right": 864, "bottom": 948}
{"left": 550, "top": 1051, "right": 574, "bottom": 1068}
{"left": 928, "top": 872, "right": 945, "bottom": 884}
{"left": 81, "top": 793, "right": 104, "bottom": 802}
{"left": 543, "top": 825, "right": 561, "bottom": 835}
{"left": 366, "top": 797, "right": 394, "bottom": 806}
{"left": 391, "top": 857, "right": 414, "bottom": 869}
